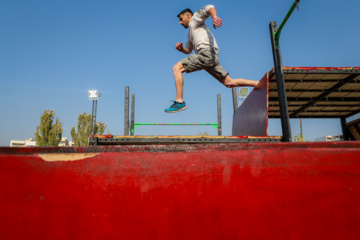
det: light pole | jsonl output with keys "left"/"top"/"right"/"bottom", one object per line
{"left": 238, "top": 87, "right": 249, "bottom": 106}
{"left": 88, "top": 90, "right": 101, "bottom": 135}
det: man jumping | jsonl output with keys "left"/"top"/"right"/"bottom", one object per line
{"left": 165, "top": 5, "right": 259, "bottom": 113}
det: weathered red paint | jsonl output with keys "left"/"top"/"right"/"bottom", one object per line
{"left": 1, "top": 142, "right": 360, "bottom": 240}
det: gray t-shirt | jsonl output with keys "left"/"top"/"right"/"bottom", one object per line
{"left": 185, "top": 5, "right": 219, "bottom": 54}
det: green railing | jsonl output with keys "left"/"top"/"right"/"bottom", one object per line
{"left": 273, "top": 0, "right": 300, "bottom": 47}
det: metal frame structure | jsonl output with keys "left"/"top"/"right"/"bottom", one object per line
{"left": 125, "top": 87, "right": 223, "bottom": 136}
{"left": 89, "top": 135, "right": 281, "bottom": 145}
{"left": 124, "top": 86, "right": 130, "bottom": 135}
{"left": 268, "top": 67, "right": 360, "bottom": 140}
{"left": 89, "top": 85, "right": 281, "bottom": 145}
{"left": 268, "top": 0, "right": 300, "bottom": 142}
{"left": 88, "top": 90, "right": 101, "bottom": 135}
{"left": 268, "top": 0, "right": 360, "bottom": 141}
{"left": 90, "top": 100, "right": 97, "bottom": 135}
{"left": 232, "top": 88, "right": 238, "bottom": 113}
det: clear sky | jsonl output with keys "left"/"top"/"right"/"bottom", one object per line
{"left": 1, "top": 0, "right": 359, "bottom": 146}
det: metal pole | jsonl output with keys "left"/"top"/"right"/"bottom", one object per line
{"left": 91, "top": 100, "right": 95, "bottom": 135}
{"left": 131, "top": 94, "right": 135, "bottom": 136}
{"left": 274, "top": 0, "right": 300, "bottom": 47}
{"left": 232, "top": 88, "right": 238, "bottom": 113}
{"left": 94, "top": 100, "right": 97, "bottom": 135}
{"left": 124, "top": 86, "right": 130, "bottom": 136}
{"left": 300, "top": 118, "right": 303, "bottom": 140}
{"left": 340, "top": 118, "right": 350, "bottom": 141}
{"left": 270, "top": 21, "right": 292, "bottom": 142}
{"left": 268, "top": 0, "right": 301, "bottom": 142}
{"left": 217, "top": 94, "right": 222, "bottom": 136}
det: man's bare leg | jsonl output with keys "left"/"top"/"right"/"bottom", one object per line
{"left": 222, "top": 75, "right": 259, "bottom": 88}
{"left": 164, "top": 62, "right": 188, "bottom": 113}
{"left": 172, "top": 62, "right": 186, "bottom": 102}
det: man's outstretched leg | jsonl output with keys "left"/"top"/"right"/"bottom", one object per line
{"left": 165, "top": 62, "right": 188, "bottom": 113}
{"left": 221, "top": 75, "right": 259, "bottom": 88}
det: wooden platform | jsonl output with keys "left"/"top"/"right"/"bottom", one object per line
{"left": 89, "top": 135, "right": 281, "bottom": 145}
{"left": 268, "top": 66, "right": 360, "bottom": 119}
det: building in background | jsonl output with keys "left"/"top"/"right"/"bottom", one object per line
{"left": 10, "top": 137, "right": 73, "bottom": 147}
{"left": 314, "top": 135, "right": 343, "bottom": 142}
{"left": 10, "top": 138, "right": 36, "bottom": 147}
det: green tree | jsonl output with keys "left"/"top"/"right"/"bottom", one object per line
{"left": 198, "top": 131, "right": 210, "bottom": 136}
{"left": 293, "top": 133, "right": 308, "bottom": 142}
{"left": 71, "top": 112, "right": 107, "bottom": 146}
{"left": 293, "top": 133, "right": 303, "bottom": 142}
{"left": 35, "top": 110, "right": 63, "bottom": 146}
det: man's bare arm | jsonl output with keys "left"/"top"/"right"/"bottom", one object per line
{"left": 175, "top": 42, "right": 191, "bottom": 54}
{"left": 208, "top": 7, "right": 223, "bottom": 29}
{"left": 180, "top": 48, "right": 191, "bottom": 54}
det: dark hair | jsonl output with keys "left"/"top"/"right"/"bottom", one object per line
{"left": 177, "top": 8, "right": 193, "bottom": 18}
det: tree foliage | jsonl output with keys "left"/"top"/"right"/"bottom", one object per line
{"left": 35, "top": 110, "right": 63, "bottom": 146}
{"left": 293, "top": 134, "right": 303, "bottom": 142}
{"left": 71, "top": 112, "right": 107, "bottom": 146}
{"left": 198, "top": 131, "right": 210, "bottom": 136}
{"left": 293, "top": 133, "right": 308, "bottom": 142}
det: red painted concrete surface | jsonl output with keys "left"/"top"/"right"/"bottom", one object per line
{"left": 1, "top": 142, "right": 360, "bottom": 240}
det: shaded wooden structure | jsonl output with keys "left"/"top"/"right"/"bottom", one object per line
{"left": 268, "top": 67, "right": 360, "bottom": 140}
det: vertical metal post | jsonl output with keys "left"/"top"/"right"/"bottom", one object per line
{"left": 124, "top": 86, "right": 130, "bottom": 136}
{"left": 94, "top": 100, "right": 98, "bottom": 134}
{"left": 217, "top": 94, "right": 222, "bottom": 136}
{"left": 232, "top": 88, "right": 238, "bottom": 113}
{"left": 131, "top": 94, "right": 135, "bottom": 136}
{"left": 91, "top": 100, "right": 97, "bottom": 135}
{"left": 94, "top": 100, "right": 97, "bottom": 128}
{"left": 340, "top": 118, "right": 350, "bottom": 141}
{"left": 90, "top": 100, "right": 94, "bottom": 135}
{"left": 270, "top": 21, "right": 292, "bottom": 142}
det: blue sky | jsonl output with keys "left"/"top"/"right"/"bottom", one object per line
{"left": 1, "top": 0, "right": 359, "bottom": 146}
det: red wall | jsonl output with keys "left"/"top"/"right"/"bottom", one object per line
{"left": 1, "top": 142, "right": 360, "bottom": 239}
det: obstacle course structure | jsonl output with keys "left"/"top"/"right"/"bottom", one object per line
{"left": 91, "top": 63, "right": 360, "bottom": 145}
{"left": 89, "top": 83, "right": 280, "bottom": 145}
{"left": 232, "top": 72, "right": 269, "bottom": 136}
{"left": 124, "top": 87, "right": 223, "bottom": 136}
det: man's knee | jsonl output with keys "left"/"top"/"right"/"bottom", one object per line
{"left": 173, "top": 62, "right": 185, "bottom": 74}
{"left": 221, "top": 75, "right": 233, "bottom": 88}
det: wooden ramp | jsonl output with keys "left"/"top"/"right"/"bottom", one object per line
{"left": 232, "top": 73, "right": 269, "bottom": 136}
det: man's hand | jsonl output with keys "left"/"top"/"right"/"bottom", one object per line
{"left": 213, "top": 16, "right": 222, "bottom": 29}
{"left": 175, "top": 42, "right": 184, "bottom": 52}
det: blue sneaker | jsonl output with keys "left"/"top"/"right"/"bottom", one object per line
{"left": 165, "top": 101, "right": 187, "bottom": 113}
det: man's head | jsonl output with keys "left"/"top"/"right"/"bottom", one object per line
{"left": 177, "top": 8, "right": 193, "bottom": 29}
